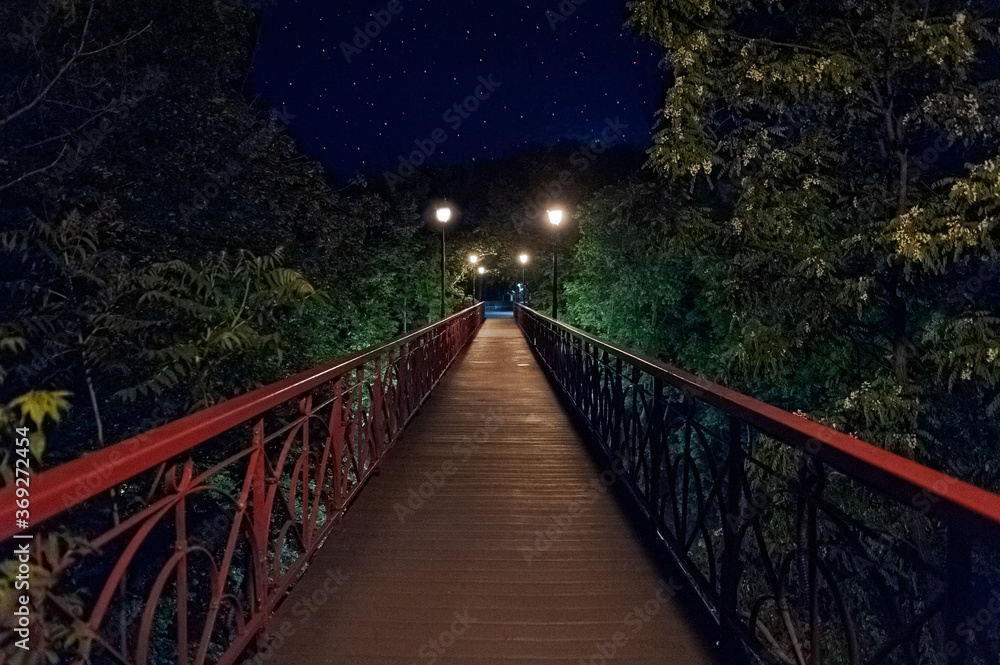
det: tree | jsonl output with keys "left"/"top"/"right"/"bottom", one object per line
{"left": 123, "top": 248, "right": 315, "bottom": 411}
{"left": 0, "top": 332, "right": 71, "bottom": 472}
{"left": 1, "top": 206, "right": 133, "bottom": 458}
{"left": 565, "top": 179, "right": 708, "bottom": 355}
{"left": 0, "top": 0, "right": 154, "bottom": 197}
{"left": 624, "top": 0, "right": 1000, "bottom": 472}
{"left": 0, "top": 0, "right": 428, "bottom": 453}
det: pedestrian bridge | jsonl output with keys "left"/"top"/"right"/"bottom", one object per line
{"left": 3, "top": 304, "right": 1000, "bottom": 665}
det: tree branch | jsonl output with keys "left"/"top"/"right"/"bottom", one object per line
{"left": 0, "top": 5, "right": 149, "bottom": 132}
{"left": 0, "top": 0, "right": 95, "bottom": 130}
{"left": 0, "top": 145, "right": 68, "bottom": 192}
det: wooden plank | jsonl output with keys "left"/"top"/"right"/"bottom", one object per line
{"left": 264, "top": 318, "right": 712, "bottom": 664}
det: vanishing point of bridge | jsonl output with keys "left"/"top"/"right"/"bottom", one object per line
{"left": 3, "top": 304, "right": 1000, "bottom": 665}
{"left": 265, "top": 316, "right": 710, "bottom": 663}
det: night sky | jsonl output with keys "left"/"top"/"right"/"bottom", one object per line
{"left": 249, "top": 0, "right": 667, "bottom": 183}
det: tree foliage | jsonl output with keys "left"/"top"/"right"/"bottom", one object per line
{"left": 121, "top": 248, "right": 315, "bottom": 409}
{"left": 0, "top": 0, "right": 450, "bottom": 470}
{"left": 560, "top": 0, "right": 1000, "bottom": 481}
{"left": 0, "top": 2, "right": 450, "bottom": 660}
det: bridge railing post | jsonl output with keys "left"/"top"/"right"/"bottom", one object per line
{"left": 720, "top": 415, "right": 750, "bottom": 662}
{"left": 945, "top": 526, "right": 973, "bottom": 665}
{"left": 648, "top": 377, "right": 664, "bottom": 531}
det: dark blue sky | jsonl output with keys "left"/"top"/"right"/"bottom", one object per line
{"left": 249, "top": 0, "right": 666, "bottom": 182}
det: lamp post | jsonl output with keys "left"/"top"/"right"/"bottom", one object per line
{"left": 547, "top": 209, "right": 563, "bottom": 319}
{"left": 477, "top": 265, "right": 485, "bottom": 302}
{"left": 519, "top": 253, "right": 529, "bottom": 304}
{"left": 436, "top": 206, "right": 451, "bottom": 319}
{"left": 469, "top": 254, "right": 478, "bottom": 302}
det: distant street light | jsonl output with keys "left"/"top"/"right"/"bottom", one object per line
{"left": 547, "top": 209, "right": 563, "bottom": 319}
{"left": 469, "top": 254, "right": 478, "bottom": 302}
{"left": 519, "top": 253, "right": 529, "bottom": 304}
{"left": 436, "top": 206, "right": 452, "bottom": 319}
{"left": 477, "top": 265, "right": 485, "bottom": 302}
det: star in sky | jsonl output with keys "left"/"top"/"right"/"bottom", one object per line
{"left": 249, "top": 0, "right": 665, "bottom": 182}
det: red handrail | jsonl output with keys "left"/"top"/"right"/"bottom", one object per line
{"left": 515, "top": 303, "right": 1000, "bottom": 665}
{"left": 1, "top": 303, "right": 484, "bottom": 665}
{"left": 515, "top": 304, "right": 1000, "bottom": 541}
{"left": 0, "top": 304, "right": 483, "bottom": 542}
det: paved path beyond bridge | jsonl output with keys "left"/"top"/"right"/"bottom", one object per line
{"left": 266, "top": 318, "right": 713, "bottom": 664}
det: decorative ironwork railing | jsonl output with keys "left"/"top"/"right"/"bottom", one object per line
{"left": 0, "top": 303, "right": 484, "bottom": 665}
{"left": 515, "top": 304, "right": 1000, "bottom": 665}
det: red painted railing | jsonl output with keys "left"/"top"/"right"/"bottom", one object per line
{"left": 0, "top": 303, "right": 484, "bottom": 665}
{"left": 516, "top": 304, "right": 1000, "bottom": 665}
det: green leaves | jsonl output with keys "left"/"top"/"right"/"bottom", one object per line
{"left": 0, "top": 206, "right": 320, "bottom": 449}
{"left": 903, "top": 11, "right": 979, "bottom": 72}
{"left": 118, "top": 249, "right": 315, "bottom": 409}
{"left": 920, "top": 310, "right": 1000, "bottom": 389}
{"left": 610, "top": 0, "right": 1000, "bottom": 473}
{"left": 564, "top": 180, "right": 703, "bottom": 360}
{"left": 891, "top": 157, "right": 1000, "bottom": 275}
{"left": 266, "top": 267, "right": 316, "bottom": 300}
{"left": 0, "top": 532, "right": 90, "bottom": 665}
{"left": 6, "top": 391, "right": 72, "bottom": 460}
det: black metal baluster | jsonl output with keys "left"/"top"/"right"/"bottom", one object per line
{"left": 721, "top": 415, "right": 750, "bottom": 663}
{"left": 945, "top": 527, "right": 973, "bottom": 665}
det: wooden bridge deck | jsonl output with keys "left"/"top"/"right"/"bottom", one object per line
{"left": 265, "top": 318, "right": 713, "bottom": 664}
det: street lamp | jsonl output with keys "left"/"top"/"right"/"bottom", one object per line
{"left": 477, "top": 265, "right": 485, "bottom": 302}
{"left": 469, "top": 254, "right": 478, "bottom": 302}
{"left": 518, "top": 253, "right": 529, "bottom": 304}
{"left": 436, "top": 206, "right": 452, "bottom": 319}
{"left": 547, "top": 209, "right": 563, "bottom": 319}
